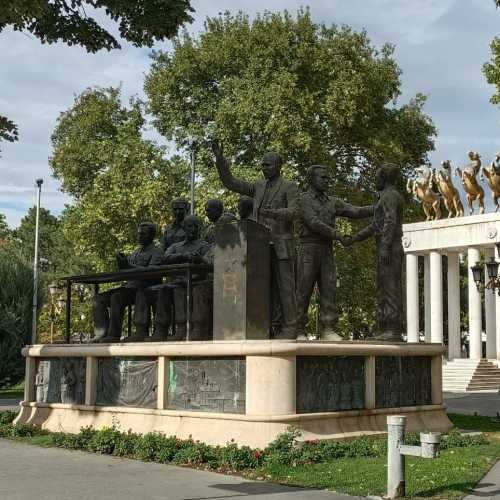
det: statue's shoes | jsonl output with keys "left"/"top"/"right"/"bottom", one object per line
{"left": 144, "top": 333, "right": 169, "bottom": 342}
{"left": 372, "top": 331, "right": 403, "bottom": 342}
{"left": 320, "top": 331, "right": 343, "bottom": 341}
{"left": 122, "top": 334, "right": 147, "bottom": 343}
{"left": 91, "top": 336, "right": 121, "bottom": 344}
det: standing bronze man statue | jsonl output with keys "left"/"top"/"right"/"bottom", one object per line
{"left": 212, "top": 143, "right": 298, "bottom": 338}
{"left": 344, "top": 165, "right": 404, "bottom": 341}
{"left": 297, "top": 165, "right": 373, "bottom": 340}
{"left": 160, "top": 198, "right": 189, "bottom": 251}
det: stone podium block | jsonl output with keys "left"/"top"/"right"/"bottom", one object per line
{"left": 213, "top": 220, "right": 270, "bottom": 340}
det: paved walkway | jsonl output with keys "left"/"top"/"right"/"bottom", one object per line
{"left": 0, "top": 440, "right": 364, "bottom": 500}
{"left": 464, "top": 460, "right": 500, "bottom": 499}
{"left": 445, "top": 391, "right": 500, "bottom": 417}
{"left": 0, "top": 399, "right": 21, "bottom": 412}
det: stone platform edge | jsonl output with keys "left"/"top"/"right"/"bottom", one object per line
{"left": 15, "top": 402, "right": 451, "bottom": 448}
{"left": 22, "top": 340, "right": 446, "bottom": 358}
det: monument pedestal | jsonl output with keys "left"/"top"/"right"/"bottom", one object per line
{"left": 16, "top": 341, "right": 451, "bottom": 448}
{"left": 213, "top": 220, "right": 271, "bottom": 340}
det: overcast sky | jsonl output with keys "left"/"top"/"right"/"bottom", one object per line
{"left": 1, "top": 0, "right": 499, "bottom": 227}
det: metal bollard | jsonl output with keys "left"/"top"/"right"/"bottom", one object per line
{"left": 387, "top": 415, "right": 441, "bottom": 498}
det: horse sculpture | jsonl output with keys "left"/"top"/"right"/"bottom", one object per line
{"left": 407, "top": 164, "right": 442, "bottom": 220}
{"left": 433, "top": 160, "right": 464, "bottom": 217}
{"left": 455, "top": 151, "right": 485, "bottom": 215}
{"left": 482, "top": 153, "right": 500, "bottom": 212}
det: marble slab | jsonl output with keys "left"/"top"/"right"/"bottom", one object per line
{"left": 35, "top": 358, "right": 86, "bottom": 404}
{"left": 296, "top": 356, "right": 365, "bottom": 413}
{"left": 96, "top": 357, "right": 158, "bottom": 408}
{"left": 168, "top": 357, "right": 245, "bottom": 414}
{"left": 375, "top": 356, "right": 432, "bottom": 408}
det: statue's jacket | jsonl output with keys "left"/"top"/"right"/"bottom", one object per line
{"left": 217, "top": 168, "right": 298, "bottom": 260}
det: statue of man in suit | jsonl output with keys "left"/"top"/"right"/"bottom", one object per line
{"left": 212, "top": 143, "right": 298, "bottom": 338}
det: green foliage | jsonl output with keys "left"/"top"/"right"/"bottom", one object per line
{"left": 50, "top": 87, "right": 189, "bottom": 271}
{"left": 0, "top": 248, "right": 33, "bottom": 387}
{"left": 145, "top": 9, "right": 436, "bottom": 336}
{"left": 0, "top": 1, "right": 194, "bottom": 53}
{"left": 484, "top": 37, "right": 500, "bottom": 105}
{"left": 0, "top": 115, "right": 18, "bottom": 154}
{"left": 0, "top": 212, "right": 10, "bottom": 243}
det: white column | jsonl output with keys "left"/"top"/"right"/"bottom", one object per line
{"left": 485, "top": 247, "right": 497, "bottom": 359}
{"left": 496, "top": 285, "right": 500, "bottom": 362}
{"left": 430, "top": 251, "right": 443, "bottom": 344}
{"left": 468, "top": 247, "right": 483, "bottom": 359}
{"left": 406, "top": 253, "right": 419, "bottom": 343}
{"left": 424, "top": 254, "right": 431, "bottom": 342}
{"left": 447, "top": 252, "right": 461, "bottom": 359}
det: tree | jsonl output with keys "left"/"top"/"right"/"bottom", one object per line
{"left": 0, "top": 213, "right": 10, "bottom": 245}
{"left": 0, "top": 115, "right": 19, "bottom": 155}
{"left": 483, "top": 37, "right": 500, "bottom": 104}
{"left": 0, "top": 247, "right": 33, "bottom": 387}
{"left": 0, "top": 1, "right": 194, "bottom": 52}
{"left": 144, "top": 10, "right": 436, "bottom": 335}
{"left": 50, "top": 87, "right": 189, "bottom": 270}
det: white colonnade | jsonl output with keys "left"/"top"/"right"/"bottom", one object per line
{"left": 403, "top": 213, "right": 500, "bottom": 360}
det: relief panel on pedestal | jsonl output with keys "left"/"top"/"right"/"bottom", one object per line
{"left": 167, "top": 357, "right": 246, "bottom": 414}
{"left": 96, "top": 357, "right": 158, "bottom": 408}
{"left": 296, "top": 356, "right": 365, "bottom": 413}
{"left": 375, "top": 356, "right": 432, "bottom": 408}
{"left": 35, "top": 357, "right": 86, "bottom": 404}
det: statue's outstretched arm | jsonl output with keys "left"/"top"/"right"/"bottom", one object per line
{"left": 212, "top": 142, "right": 255, "bottom": 197}
{"left": 335, "top": 199, "right": 374, "bottom": 219}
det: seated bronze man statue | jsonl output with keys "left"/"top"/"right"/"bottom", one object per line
{"left": 92, "top": 222, "right": 163, "bottom": 343}
{"left": 134, "top": 215, "right": 213, "bottom": 341}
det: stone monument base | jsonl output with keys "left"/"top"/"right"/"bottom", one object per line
{"left": 15, "top": 341, "right": 452, "bottom": 448}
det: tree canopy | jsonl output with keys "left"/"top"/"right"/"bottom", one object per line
{"left": 144, "top": 10, "right": 436, "bottom": 335}
{"left": 483, "top": 37, "right": 500, "bottom": 105}
{"left": 0, "top": 0, "right": 194, "bottom": 52}
{"left": 145, "top": 10, "right": 436, "bottom": 198}
{"left": 50, "top": 87, "right": 189, "bottom": 270}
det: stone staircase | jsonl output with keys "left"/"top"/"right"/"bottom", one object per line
{"left": 443, "top": 359, "right": 500, "bottom": 392}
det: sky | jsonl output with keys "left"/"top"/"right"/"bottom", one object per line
{"left": 1, "top": 0, "right": 500, "bottom": 227}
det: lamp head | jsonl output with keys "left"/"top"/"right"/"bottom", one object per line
{"left": 35, "top": 178, "right": 43, "bottom": 187}
{"left": 486, "top": 257, "right": 499, "bottom": 280}
{"left": 471, "top": 261, "right": 484, "bottom": 288}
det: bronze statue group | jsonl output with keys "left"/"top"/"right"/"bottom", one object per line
{"left": 92, "top": 144, "right": 404, "bottom": 344}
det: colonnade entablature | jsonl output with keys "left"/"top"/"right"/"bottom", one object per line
{"left": 402, "top": 212, "right": 500, "bottom": 360}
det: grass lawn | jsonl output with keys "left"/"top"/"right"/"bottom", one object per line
{"left": 1, "top": 410, "right": 499, "bottom": 499}
{"left": 243, "top": 414, "right": 500, "bottom": 499}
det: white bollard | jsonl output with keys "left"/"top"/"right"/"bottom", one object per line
{"left": 387, "top": 416, "right": 441, "bottom": 498}
{"left": 387, "top": 415, "right": 406, "bottom": 498}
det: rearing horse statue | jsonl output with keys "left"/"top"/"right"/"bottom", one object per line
{"left": 482, "top": 153, "right": 500, "bottom": 212}
{"left": 433, "top": 160, "right": 464, "bottom": 217}
{"left": 407, "top": 164, "right": 442, "bottom": 220}
{"left": 455, "top": 151, "right": 485, "bottom": 215}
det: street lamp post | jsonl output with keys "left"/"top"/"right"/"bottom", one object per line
{"left": 31, "top": 178, "right": 43, "bottom": 344}
{"left": 190, "top": 141, "right": 196, "bottom": 215}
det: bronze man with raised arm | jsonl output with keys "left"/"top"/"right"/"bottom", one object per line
{"left": 212, "top": 143, "right": 298, "bottom": 338}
